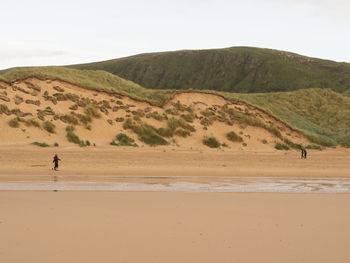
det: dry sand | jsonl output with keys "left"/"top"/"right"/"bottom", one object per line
{"left": 1, "top": 191, "right": 350, "bottom": 263}
{"left": 0, "top": 145, "right": 349, "bottom": 178}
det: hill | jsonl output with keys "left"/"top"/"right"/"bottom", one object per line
{"left": 70, "top": 47, "right": 350, "bottom": 94}
{"left": 1, "top": 66, "right": 350, "bottom": 148}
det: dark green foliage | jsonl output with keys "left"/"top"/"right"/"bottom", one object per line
{"left": 203, "top": 136, "right": 221, "bottom": 148}
{"left": 226, "top": 131, "right": 243, "bottom": 142}
{"left": 53, "top": 142, "right": 59, "bottom": 147}
{"left": 110, "top": 133, "right": 138, "bottom": 147}
{"left": 43, "top": 121, "right": 56, "bottom": 133}
{"left": 274, "top": 142, "right": 290, "bottom": 150}
{"left": 31, "top": 142, "right": 50, "bottom": 147}
{"left": 70, "top": 47, "right": 350, "bottom": 94}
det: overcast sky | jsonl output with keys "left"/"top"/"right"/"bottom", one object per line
{"left": 0, "top": 0, "right": 349, "bottom": 69}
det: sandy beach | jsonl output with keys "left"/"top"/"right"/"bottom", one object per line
{"left": 1, "top": 146, "right": 350, "bottom": 263}
{"left": 0, "top": 145, "right": 349, "bottom": 178}
{"left": 1, "top": 191, "right": 350, "bottom": 263}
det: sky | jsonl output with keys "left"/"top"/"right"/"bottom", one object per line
{"left": 0, "top": 0, "right": 349, "bottom": 69}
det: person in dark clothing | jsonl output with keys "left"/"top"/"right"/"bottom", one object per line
{"left": 53, "top": 154, "right": 61, "bottom": 171}
{"left": 301, "top": 148, "right": 307, "bottom": 159}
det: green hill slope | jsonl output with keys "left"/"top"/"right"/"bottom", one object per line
{"left": 0, "top": 67, "right": 174, "bottom": 105}
{"left": 70, "top": 47, "right": 350, "bottom": 94}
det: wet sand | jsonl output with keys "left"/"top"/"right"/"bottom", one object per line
{"left": 1, "top": 191, "right": 350, "bottom": 263}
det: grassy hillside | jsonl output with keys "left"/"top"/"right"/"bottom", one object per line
{"left": 0, "top": 67, "right": 173, "bottom": 105}
{"left": 229, "top": 89, "right": 350, "bottom": 147}
{"left": 70, "top": 47, "right": 350, "bottom": 94}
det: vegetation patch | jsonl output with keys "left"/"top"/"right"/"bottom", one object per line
{"left": 110, "top": 133, "right": 138, "bottom": 147}
{"left": 123, "top": 119, "right": 168, "bottom": 146}
{"left": 8, "top": 117, "right": 21, "bottom": 128}
{"left": 203, "top": 136, "right": 221, "bottom": 148}
{"left": 226, "top": 131, "right": 243, "bottom": 142}
{"left": 25, "top": 118, "right": 40, "bottom": 128}
{"left": 85, "top": 105, "right": 101, "bottom": 118}
{"left": 31, "top": 142, "right": 50, "bottom": 147}
{"left": 65, "top": 126, "right": 89, "bottom": 146}
{"left": 43, "top": 121, "right": 56, "bottom": 133}
{"left": 274, "top": 142, "right": 290, "bottom": 150}
{"left": 305, "top": 144, "right": 323, "bottom": 151}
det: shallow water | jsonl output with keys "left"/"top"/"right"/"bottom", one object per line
{"left": 1, "top": 176, "right": 350, "bottom": 193}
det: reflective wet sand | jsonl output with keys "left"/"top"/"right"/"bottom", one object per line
{"left": 1, "top": 175, "right": 350, "bottom": 193}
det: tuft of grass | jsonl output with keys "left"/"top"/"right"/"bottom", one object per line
{"left": 226, "top": 131, "right": 243, "bottom": 142}
{"left": 8, "top": 117, "right": 21, "bottom": 128}
{"left": 66, "top": 126, "right": 85, "bottom": 146}
{"left": 203, "top": 136, "right": 221, "bottom": 148}
{"left": 274, "top": 142, "right": 290, "bottom": 150}
{"left": 123, "top": 119, "right": 168, "bottom": 146}
{"left": 0, "top": 104, "right": 10, "bottom": 114}
{"left": 84, "top": 105, "right": 101, "bottom": 118}
{"left": 53, "top": 142, "right": 59, "bottom": 147}
{"left": 43, "top": 121, "right": 56, "bottom": 133}
{"left": 110, "top": 133, "right": 138, "bottom": 147}
{"left": 31, "top": 142, "right": 50, "bottom": 147}
{"left": 25, "top": 118, "right": 40, "bottom": 128}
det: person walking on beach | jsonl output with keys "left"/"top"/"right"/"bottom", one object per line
{"left": 301, "top": 148, "right": 307, "bottom": 159}
{"left": 53, "top": 154, "right": 61, "bottom": 171}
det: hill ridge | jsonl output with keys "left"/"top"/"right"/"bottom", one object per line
{"left": 69, "top": 46, "right": 350, "bottom": 94}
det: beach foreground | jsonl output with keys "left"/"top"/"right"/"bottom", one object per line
{"left": 1, "top": 191, "right": 350, "bottom": 263}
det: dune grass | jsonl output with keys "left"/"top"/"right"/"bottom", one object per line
{"left": 203, "top": 136, "right": 221, "bottom": 148}
{"left": 0, "top": 67, "right": 173, "bottom": 106}
{"left": 43, "top": 121, "right": 56, "bottom": 133}
{"left": 230, "top": 88, "right": 350, "bottom": 147}
{"left": 110, "top": 133, "right": 138, "bottom": 147}
{"left": 31, "top": 142, "right": 50, "bottom": 147}
{"left": 226, "top": 131, "right": 243, "bottom": 142}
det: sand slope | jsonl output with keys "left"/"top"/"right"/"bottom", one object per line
{"left": 1, "top": 77, "right": 308, "bottom": 149}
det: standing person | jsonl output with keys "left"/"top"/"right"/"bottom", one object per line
{"left": 303, "top": 148, "right": 307, "bottom": 159}
{"left": 53, "top": 154, "right": 61, "bottom": 171}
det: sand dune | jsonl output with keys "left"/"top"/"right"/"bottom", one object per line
{"left": 0, "top": 77, "right": 308, "bottom": 148}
